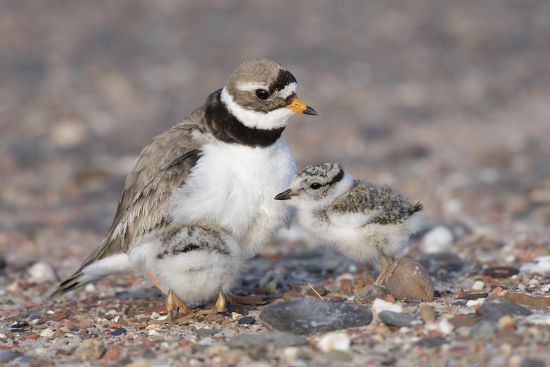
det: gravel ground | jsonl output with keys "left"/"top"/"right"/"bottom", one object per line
{"left": 1, "top": 1, "right": 550, "bottom": 366}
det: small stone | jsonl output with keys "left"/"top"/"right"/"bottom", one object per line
{"left": 75, "top": 339, "right": 105, "bottom": 361}
{"left": 448, "top": 316, "right": 477, "bottom": 328}
{"left": 259, "top": 298, "right": 372, "bottom": 334}
{"left": 466, "top": 298, "right": 485, "bottom": 307}
{"left": 227, "top": 331, "right": 308, "bottom": 349}
{"left": 415, "top": 337, "right": 448, "bottom": 348}
{"left": 384, "top": 257, "right": 434, "bottom": 302}
{"left": 420, "top": 226, "right": 454, "bottom": 253}
{"left": 438, "top": 318, "right": 455, "bottom": 335}
{"left": 471, "top": 280, "right": 485, "bottom": 291}
{"left": 520, "top": 358, "right": 546, "bottom": 367}
{"left": 127, "top": 359, "right": 150, "bottom": 367}
{"left": 498, "top": 315, "right": 514, "bottom": 328}
{"left": 469, "top": 321, "right": 497, "bottom": 338}
{"left": 505, "top": 292, "right": 550, "bottom": 307}
{"left": 40, "top": 328, "right": 55, "bottom": 338}
{"left": 237, "top": 316, "right": 256, "bottom": 325}
{"left": 372, "top": 298, "right": 403, "bottom": 314}
{"left": 316, "top": 332, "right": 350, "bottom": 352}
{"left": 0, "top": 350, "right": 23, "bottom": 363}
{"left": 524, "top": 314, "right": 550, "bottom": 326}
{"left": 353, "top": 284, "right": 387, "bottom": 304}
{"left": 10, "top": 321, "right": 30, "bottom": 332}
{"left": 459, "top": 292, "right": 488, "bottom": 300}
{"left": 379, "top": 311, "right": 419, "bottom": 327}
{"left": 27, "top": 262, "right": 59, "bottom": 284}
{"left": 419, "top": 305, "right": 436, "bottom": 322}
{"left": 322, "top": 350, "right": 353, "bottom": 362}
{"left": 475, "top": 297, "right": 532, "bottom": 321}
{"left": 103, "top": 347, "right": 120, "bottom": 361}
{"left": 353, "top": 273, "right": 375, "bottom": 294}
{"left": 110, "top": 327, "right": 127, "bottom": 336}
{"left": 520, "top": 256, "right": 550, "bottom": 275}
{"left": 483, "top": 266, "right": 519, "bottom": 278}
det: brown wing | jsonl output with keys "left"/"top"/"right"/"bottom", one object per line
{"left": 52, "top": 121, "right": 204, "bottom": 296}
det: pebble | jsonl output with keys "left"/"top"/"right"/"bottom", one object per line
{"left": 354, "top": 284, "right": 386, "bottom": 304}
{"left": 471, "top": 280, "right": 485, "bottom": 291}
{"left": 524, "top": 314, "right": 550, "bottom": 326}
{"left": 111, "top": 327, "right": 127, "bottom": 336}
{"left": 420, "top": 226, "right": 454, "bottom": 253}
{"left": 372, "top": 298, "right": 403, "bottom": 314}
{"left": 520, "top": 358, "right": 546, "bottom": 367}
{"left": 259, "top": 270, "right": 281, "bottom": 294}
{"left": 237, "top": 316, "right": 256, "bottom": 325}
{"left": 466, "top": 298, "right": 485, "bottom": 307}
{"left": 418, "top": 253, "right": 465, "bottom": 277}
{"left": 475, "top": 297, "right": 532, "bottom": 321}
{"left": 438, "top": 318, "right": 455, "bottom": 335}
{"left": 40, "top": 328, "right": 55, "bottom": 338}
{"left": 74, "top": 339, "right": 105, "bottom": 360}
{"left": 316, "top": 332, "right": 351, "bottom": 352}
{"left": 259, "top": 298, "right": 372, "bottom": 334}
{"left": 469, "top": 321, "right": 497, "bottom": 338}
{"left": 379, "top": 311, "right": 419, "bottom": 327}
{"left": 227, "top": 331, "right": 308, "bottom": 349}
{"left": 0, "top": 350, "right": 23, "bottom": 364}
{"left": 27, "top": 262, "right": 58, "bottom": 284}
{"left": 103, "top": 347, "right": 120, "bottom": 361}
{"left": 419, "top": 305, "right": 436, "bottom": 322}
{"left": 415, "top": 336, "right": 448, "bottom": 348}
{"left": 505, "top": 292, "right": 550, "bottom": 307}
{"left": 10, "top": 321, "right": 30, "bottom": 332}
{"left": 384, "top": 257, "right": 434, "bottom": 302}
{"left": 483, "top": 266, "right": 519, "bottom": 278}
{"left": 448, "top": 316, "right": 477, "bottom": 328}
{"left": 520, "top": 256, "right": 550, "bottom": 275}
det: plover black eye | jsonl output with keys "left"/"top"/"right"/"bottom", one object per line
{"left": 255, "top": 89, "right": 269, "bottom": 100}
{"left": 309, "top": 183, "right": 322, "bottom": 190}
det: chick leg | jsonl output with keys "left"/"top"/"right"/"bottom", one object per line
{"left": 215, "top": 290, "right": 227, "bottom": 313}
{"left": 147, "top": 271, "right": 192, "bottom": 321}
{"left": 375, "top": 254, "right": 396, "bottom": 285}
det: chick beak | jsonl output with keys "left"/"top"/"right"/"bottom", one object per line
{"left": 286, "top": 97, "right": 317, "bottom": 115}
{"left": 274, "top": 189, "right": 296, "bottom": 200}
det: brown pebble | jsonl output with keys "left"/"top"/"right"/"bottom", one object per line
{"left": 449, "top": 316, "right": 477, "bottom": 328}
{"left": 103, "top": 347, "right": 120, "bottom": 361}
{"left": 74, "top": 339, "right": 105, "bottom": 361}
{"left": 505, "top": 292, "right": 550, "bottom": 306}
{"left": 483, "top": 266, "right": 519, "bottom": 278}
{"left": 419, "top": 305, "right": 436, "bottom": 322}
{"left": 340, "top": 279, "right": 354, "bottom": 295}
{"left": 38, "top": 312, "right": 69, "bottom": 325}
{"left": 384, "top": 257, "right": 434, "bottom": 302}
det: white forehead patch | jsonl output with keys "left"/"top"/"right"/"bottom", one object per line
{"left": 236, "top": 82, "right": 268, "bottom": 92}
{"left": 277, "top": 82, "right": 297, "bottom": 99}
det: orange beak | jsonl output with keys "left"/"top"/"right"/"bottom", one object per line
{"left": 286, "top": 98, "right": 317, "bottom": 115}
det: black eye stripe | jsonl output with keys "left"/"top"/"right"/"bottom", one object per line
{"left": 270, "top": 69, "right": 297, "bottom": 93}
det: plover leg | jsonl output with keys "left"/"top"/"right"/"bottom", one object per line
{"left": 375, "top": 254, "right": 396, "bottom": 285}
{"left": 166, "top": 289, "right": 192, "bottom": 321}
{"left": 215, "top": 290, "right": 227, "bottom": 313}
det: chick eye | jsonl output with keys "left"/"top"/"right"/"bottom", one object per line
{"left": 255, "top": 89, "right": 269, "bottom": 100}
{"left": 309, "top": 183, "right": 322, "bottom": 190}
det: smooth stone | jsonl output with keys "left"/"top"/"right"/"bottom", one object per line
{"left": 448, "top": 315, "right": 477, "bottom": 328}
{"left": 379, "top": 311, "right": 418, "bottom": 327}
{"left": 384, "top": 257, "right": 434, "bottom": 302}
{"left": 505, "top": 292, "right": 550, "bottom": 307}
{"left": 322, "top": 350, "right": 353, "bottom": 362}
{"left": 110, "top": 327, "right": 127, "bottom": 336}
{"left": 237, "top": 316, "right": 256, "bottom": 325}
{"left": 475, "top": 297, "right": 532, "bottom": 321}
{"left": 0, "top": 350, "right": 23, "bottom": 363}
{"left": 469, "top": 321, "right": 498, "bottom": 338}
{"left": 27, "top": 261, "right": 58, "bottom": 284}
{"left": 419, "top": 305, "right": 436, "bottom": 322}
{"left": 227, "top": 331, "right": 308, "bottom": 349}
{"left": 74, "top": 339, "right": 106, "bottom": 361}
{"left": 415, "top": 337, "right": 448, "bottom": 348}
{"left": 259, "top": 298, "right": 373, "bottom": 335}
{"left": 520, "top": 358, "right": 546, "bottom": 367}
{"left": 483, "top": 266, "right": 519, "bottom": 278}
{"left": 354, "top": 284, "right": 387, "bottom": 304}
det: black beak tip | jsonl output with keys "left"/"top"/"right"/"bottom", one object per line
{"left": 303, "top": 106, "right": 317, "bottom": 116}
{"left": 274, "top": 190, "right": 292, "bottom": 200}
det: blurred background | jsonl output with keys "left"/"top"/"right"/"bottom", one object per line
{"left": 1, "top": 0, "right": 550, "bottom": 270}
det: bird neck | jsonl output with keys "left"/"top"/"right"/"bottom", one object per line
{"left": 203, "top": 89, "right": 285, "bottom": 148}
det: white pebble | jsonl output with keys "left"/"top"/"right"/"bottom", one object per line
{"left": 372, "top": 298, "right": 404, "bottom": 314}
{"left": 438, "top": 318, "right": 455, "bottom": 335}
{"left": 420, "top": 226, "right": 454, "bottom": 253}
{"left": 316, "top": 332, "right": 351, "bottom": 352}
{"left": 472, "top": 280, "right": 485, "bottom": 291}
{"left": 520, "top": 256, "right": 550, "bottom": 275}
{"left": 85, "top": 283, "right": 96, "bottom": 292}
{"left": 40, "top": 328, "right": 55, "bottom": 338}
{"left": 28, "top": 262, "right": 58, "bottom": 284}
{"left": 525, "top": 314, "right": 550, "bottom": 326}
{"left": 466, "top": 298, "right": 485, "bottom": 307}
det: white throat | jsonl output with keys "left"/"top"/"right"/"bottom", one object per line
{"left": 220, "top": 87, "right": 294, "bottom": 130}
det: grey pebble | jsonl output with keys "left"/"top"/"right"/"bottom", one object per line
{"left": 227, "top": 331, "right": 308, "bottom": 349}
{"left": 379, "top": 311, "right": 418, "bottom": 327}
{"left": 415, "top": 337, "right": 448, "bottom": 348}
{"left": 237, "top": 316, "right": 256, "bottom": 325}
{"left": 354, "top": 284, "right": 387, "bottom": 304}
{"left": 475, "top": 297, "right": 532, "bottom": 321}
{"left": 469, "top": 321, "right": 498, "bottom": 338}
{"left": 259, "top": 298, "right": 372, "bottom": 335}
{"left": 0, "top": 350, "right": 23, "bottom": 363}
{"left": 520, "top": 358, "right": 546, "bottom": 367}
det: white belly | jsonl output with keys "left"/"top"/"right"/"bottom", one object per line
{"left": 169, "top": 138, "right": 296, "bottom": 257}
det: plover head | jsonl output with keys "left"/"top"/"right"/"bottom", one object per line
{"left": 221, "top": 58, "right": 316, "bottom": 130}
{"left": 275, "top": 163, "right": 354, "bottom": 209}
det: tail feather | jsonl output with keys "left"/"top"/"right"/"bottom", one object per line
{"left": 409, "top": 201, "right": 424, "bottom": 215}
{"left": 49, "top": 271, "right": 86, "bottom": 298}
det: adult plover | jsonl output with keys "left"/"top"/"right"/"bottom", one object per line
{"left": 53, "top": 59, "right": 316, "bottom": 315}
{"left": 275, "top": 163, "right": 423, "bottom": 285}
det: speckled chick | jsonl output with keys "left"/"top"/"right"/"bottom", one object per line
{"left": 275, "top": 163, "right": 423, "bottom": 284}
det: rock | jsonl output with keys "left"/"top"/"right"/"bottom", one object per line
{"left": 505, "top": 292, "right": 550, "bottom": 307}
{"left": 384, "top": 257, "right": 434, "bottom": 302}
{"left": 419, "top": 305, "right": 436, "bottom": 322}
{"left": 40, "top": 328, "right": 55, "bottom": 338}
{"left": 471, "top": 280, "right": 485, "bottom": 291}
{"left": 0, "top": 350, "right": 23, "bottom": 363}
{"left": 525, "top": 314, "right": 550, "bottom": 326}
{"left": 75, "top": 339, "right": 105, "bottom": 361}
{"left": 103, "top": 347, "right": 120, "bottom": 361}
{"left": 438, "top": 318, "right": 455, "bottom": 335}
{"left": 353, "top": 284, "right": 387, "bottom": 304}
{"left": 459, "top": 292, "right": 488, "bottom": 300}
{"left": 322, "top": 350, "right": 353, "bottom": 362}
{"left": 420, "top": 226, "right": 454, "bottom": 253}
{"left": 127, "top": 359, "right": 151, "bottom": 367}
{"left": 483, "top": 266, "right": 519, "bottom": 278}
{"left": 379, "top": 311, "right": 419, "bottom": 327}
{"left": 110, "top": 327, "right": 127, "bottom": 336}
{"left": 470, "top": 321, "right": 498, "bottom": 338}
{"left": 10, "top": 321, "right": 30, "bottom": 332}
{"left": 371, "top": 298, "right": 403, "bottom": 314}
{"left": 520, "top": 358, "right": 546, "bottom": 367}
{"left": 27, "top": 262, "right": 59, "bottom": 284}
{"left": 227, "top": 331, "right": 308, "bottom": 349}
{"left": 316, "top": 332, "right": 351, "bottom": 352}
{"left": 475, "top": 297, "right": 532, "bottom": 321}
{"left": 259, "top": 298, "right": 373, "bottom": 335}
{"left": 237, "top": 316, "right": 256, "bottom": 325}
{"left": 520, "top": 256, "right": 550, "bottom": 275}
{"left": 415, "top": 337, "right": 448, "bottom": 348}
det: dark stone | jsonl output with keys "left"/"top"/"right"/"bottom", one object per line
{"left": 238, "top": 316, "right": 256, "bottom": 325}
{"left": 259, "top": 298, "right": 373, "bottom": 335}
{"left": 379, "top": 311, "right": 418, "bottom": 327}
{"left": 520, "top": 358, "right": 546, "bottom": 367}
{"left": 483, "top": 266, "right": 519, "bottom": 278}
{"left": 458, "top": 292, "right": 489, "bottom": 300}
{"left": 475, "top": 297, "right": 532, "bottom": 321}
{"left": 470, "top": 321, "right": 497, "bottom": 338}
{"left": 143, "top": 348, "right": 156, "bottom": 359}
{"left": 10, "top": 321, "right": 30, "bottom": 332}
{"left": 227, "top": 331, "right": 308, "bottom": 349}
{"left": 417, "top": 253, "right": 465, "bottom": 280}
{"left": 0, "top": 350, "right": 23, "bottom": 363}
{"left": 415, "top": 337, "right": 448, "bottom": 348}
{"left": 110, "top": 328, "right": 127, "bottom": 336}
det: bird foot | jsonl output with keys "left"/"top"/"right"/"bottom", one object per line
{"left": 166, "top": 289, "right": 192, "bottom": 322}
